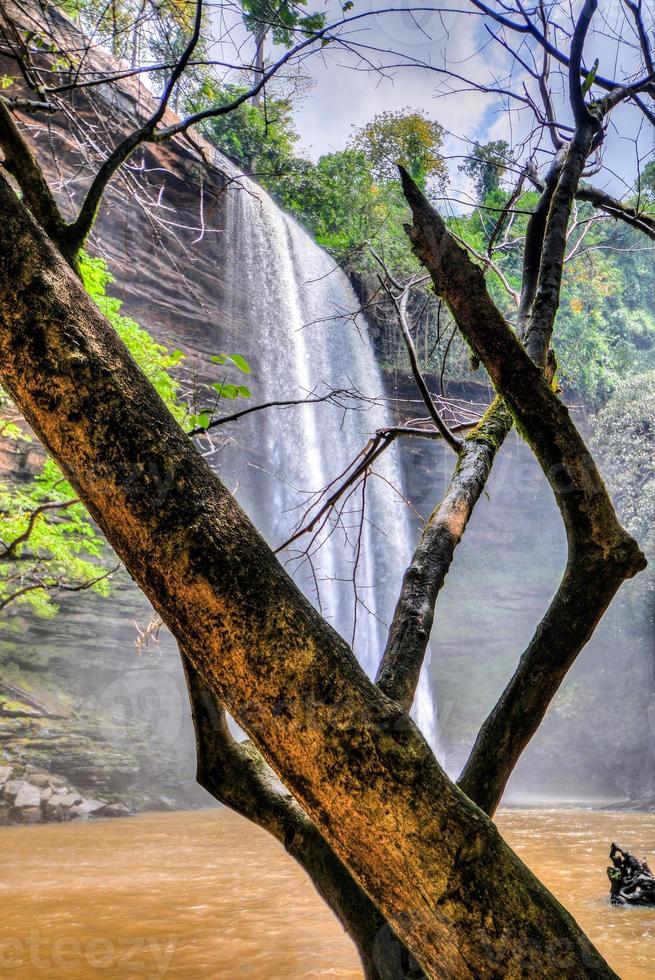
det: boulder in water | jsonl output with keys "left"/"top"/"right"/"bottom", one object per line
{"left": 91, "top": 802, "right": 132, "bottom": 818}
{"left": 71, "top": 797, "right": 107, "bottom": 817}
{"left": 608, "top": 843, "right": 655, "bottom": 905}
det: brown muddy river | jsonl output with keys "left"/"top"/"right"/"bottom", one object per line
{"left": 0, "top": 807, "right": 653, "bottom": 978}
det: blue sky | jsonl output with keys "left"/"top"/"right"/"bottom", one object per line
{"left": 212, "top": 0, "right": 655, "bottom": 202}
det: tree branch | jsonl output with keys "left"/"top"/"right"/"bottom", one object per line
{"left": 622, "top": 0, "right": 654, "bottom": 75}
{"left": 376, "top": 398, "right": 512, "bottom": 709}
{"left": 523, "top": 129, "right": 601, "bottom": 364}
{"left": 187, "top": 389, "right": 372, "bottom": 437}
{"left": 576, "top": 185, "right": 655, "bottom": 240}
{"left": 401, "top": 168, "right": 646, "bottom": 816}
{"left": 0, "top": 497, "right": 78, "bottom": 560}
{"left": 568, "top": 0, "right": 600, "bottom": 128}
{"left": 0, "top": 97, "right": 69, "bottom": 252}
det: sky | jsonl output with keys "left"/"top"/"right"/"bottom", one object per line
{"left": 290, "top": 0, "right": 495, "bottom": 160}
{"left": 211, "top": 0, "right": 655, "bottom": 202}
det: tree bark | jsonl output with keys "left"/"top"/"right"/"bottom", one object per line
{"left": 375, "top": 152, "right": 563, "bottom": 719}
{"left": 376, "top": 398, "right": 512, "bottom": 709}
{"left": 400, "top": 168, "right": 646, "bottom": 817}
{"left": 182, "top": 658, "right": 424, "bottom": 980}
{"left": 0, "top": 172, "right": 620, "bottom": 978}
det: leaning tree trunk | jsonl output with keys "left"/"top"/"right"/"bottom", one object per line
{"left": 0, "top": 173, "right": 621, "bottom": 977}
{"left": 183, "top": 658, "right": 425, "bottom": 980}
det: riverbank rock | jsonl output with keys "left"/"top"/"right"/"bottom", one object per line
{"left": 91, "top": 802, "right": 132, "bottom": 818}
{"left": 12, "top": 806, "right": 41, "bottom": 824}
{"left": 71, "top": 798, "right": 106, "bottom": 817}
{"left": 28, "top": 771, "right": 68, "bottom": 790}
{"left": 609, "top": 795, "right": 655, "bottom": 812}
{"left": 2, "top": 779, "right": 24, "bottom": 802}
{"left": 13, "top": 782, "right": 41, "bottom": 809}
{"left": 0, "top": 765, "right": 132, "bottom": 824}
{"left": 44, "top": 792, "right": 82, "bottom": 821}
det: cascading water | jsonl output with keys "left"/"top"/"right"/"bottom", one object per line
{"left": 212, "top": 153, "right": 439, "bottom": 753}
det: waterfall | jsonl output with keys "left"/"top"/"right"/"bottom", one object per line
{"left": 212, "top": 154, "right": 439, "bottom": 753}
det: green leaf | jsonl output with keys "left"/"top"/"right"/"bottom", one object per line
{"left": 237, "top": 385, "right": 251, "bottom": 398}
{"left": 582, "top": 59, "right": 599, "bottom": 96}
{"left": 210, "top": 353, "right": 227, "bottom": 364}
{"left": 226, "top": 353, "right": 251, "bottom": 373}
{"left": 211, "top": 383, "right": 239, "bottom": 399}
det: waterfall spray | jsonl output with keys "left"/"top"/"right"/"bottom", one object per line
{"left": 214, "top": 153, "right": 440, "bottom": 755}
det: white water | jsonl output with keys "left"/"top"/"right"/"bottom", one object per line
{"left": 213, "top": 154, "right": 439, "bottom": 752}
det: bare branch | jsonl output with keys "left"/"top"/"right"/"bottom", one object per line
{"left": 188, "top": 388, "right": 373, "bottom": 437}
{"left": 576, "top": 185, "right": 655, "bottom": 240}
{"left": 568, "top": 0, "right": 600, "bottom": 129}
{"left": 377, "top": 274, "right": 463, "bottom": 452}
{"left": 377, "top": 398, "right": 512, "bottom": 709}
{"left": 401, "top": 168, "right": 645, "bottom": 816}
{"left": 0, "top": 97, "right": 69, "bottom": 251}
{"left": 623, "top": 0, "right": 654, "bottom": 75}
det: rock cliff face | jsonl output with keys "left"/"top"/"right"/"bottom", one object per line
{"left": 0, "top": 5, "right": 652, "bottom": 810}
{"left": 0, "top": 8, "right": 246, "bottom": 810}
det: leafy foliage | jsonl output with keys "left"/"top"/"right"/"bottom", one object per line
{"left": 0, "top": 253, "right": 251, "bottom": 618}
{"left": 57, "top": 0, "right": 196, "bottom": 62}
{"left": 80, "top": 254, "right": 186, "bottom": 420}
{"left": 458, "top": 140, "right": 513, "bottom": 201}
{"left": 591, "top": 370, "right": 655, "bottom": 577}
{"left": 204, "top": 88, "right": 300, "bottom": 174}
{"left": 351, "top": 110, "right": 449, "bottom": 191}
{"left": 445, "top": 190, "right": 655, "bottom": 403}
{"left": 240, "top": 0, "right": 324, "bottom": 48}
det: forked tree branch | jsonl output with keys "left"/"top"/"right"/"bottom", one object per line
{"left": 400, "top": 168, "right": 646, "bottom": 816}
{"left": 376, "top": 155, "right": 563, "bottom": 712}
{"left": 467, "top": 0, "right": 650, "bottom": 92}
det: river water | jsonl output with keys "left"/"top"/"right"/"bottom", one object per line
{"left": 0, "top": 808, "right": 653, "bottom": 978}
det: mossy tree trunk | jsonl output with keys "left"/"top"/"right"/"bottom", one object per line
{"left": 0, "top": 170, "right": 622, "bottom": 979}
